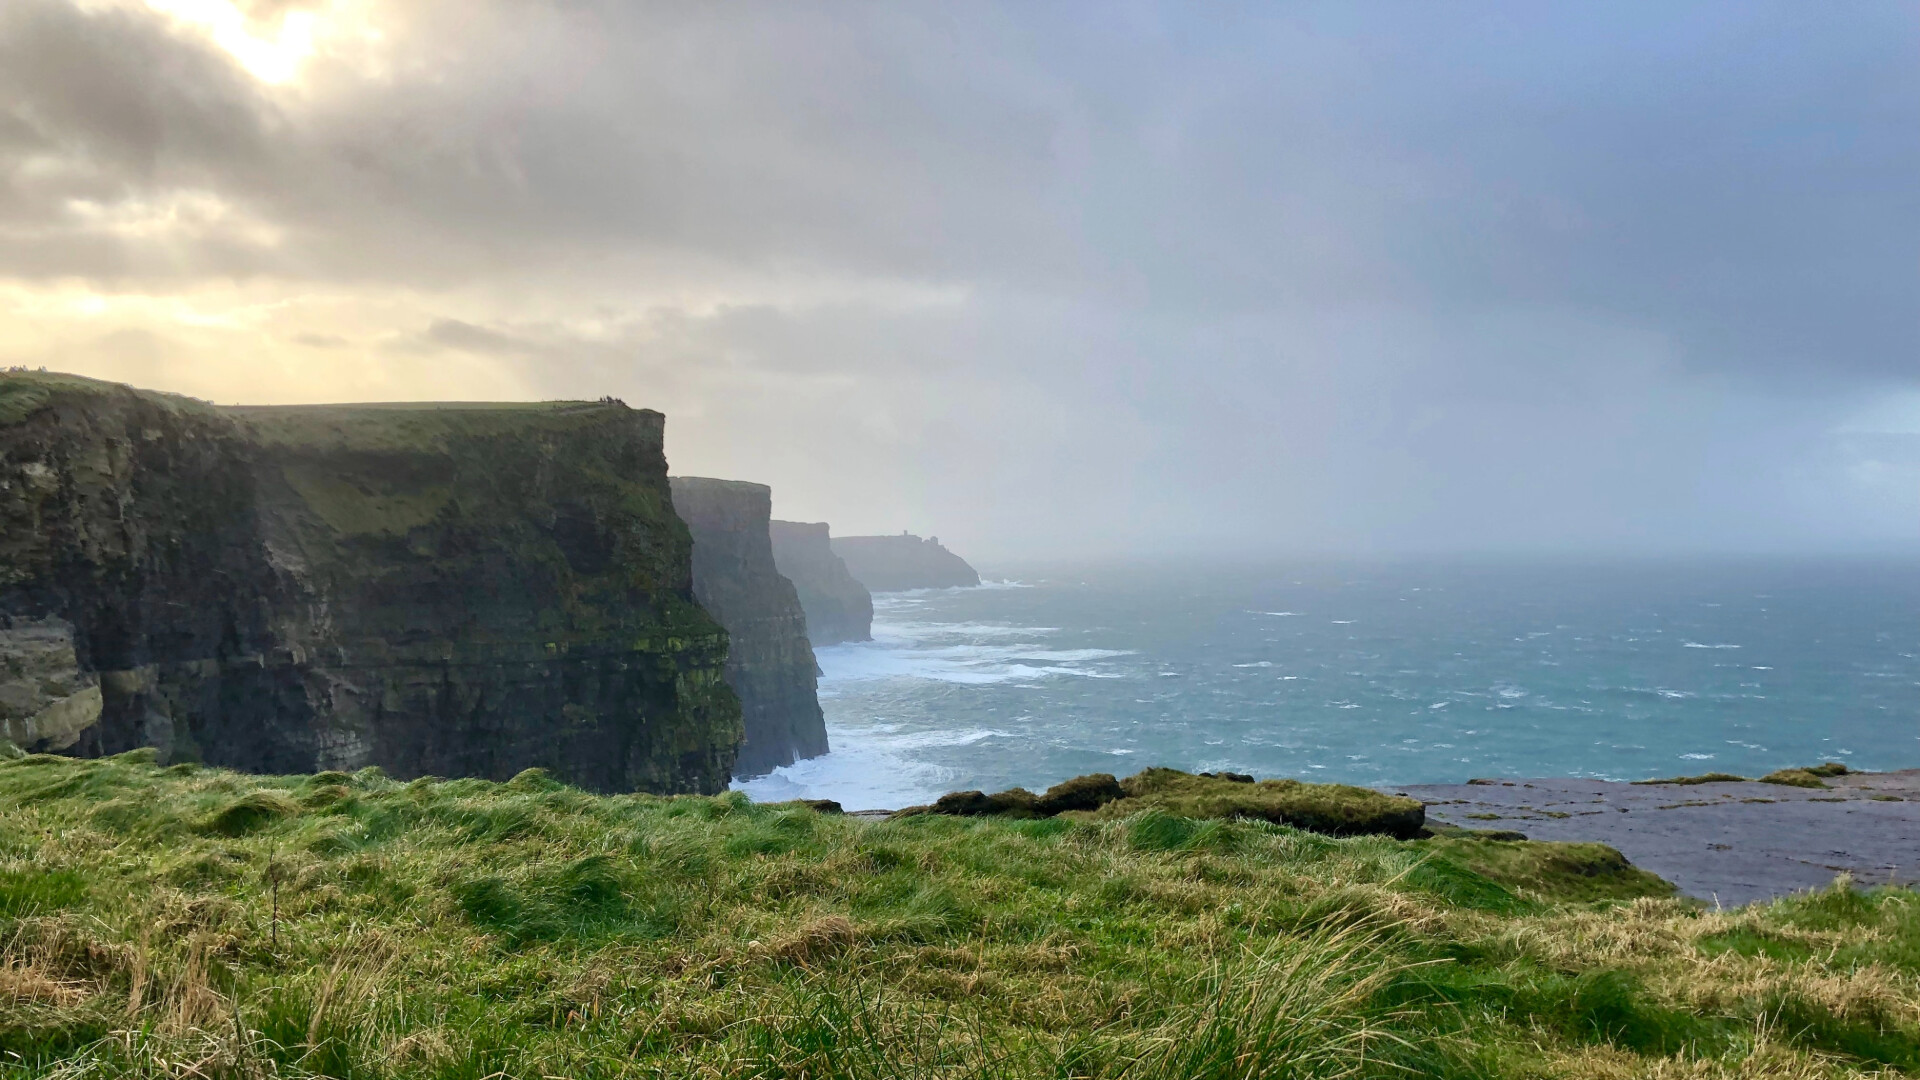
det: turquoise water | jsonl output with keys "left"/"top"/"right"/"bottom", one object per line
{"left": 736, "top": 560, "right": 1920, "bottom": 811}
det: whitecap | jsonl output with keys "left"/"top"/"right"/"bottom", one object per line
{"left": 1683, "top": 641, "right": 1742, "bottom": 649}
{"left": 1680, "top": 753, "right": 1716, "bottom": 760}
{"left": 1233, "top": 661, "right": 1274, "bottom": 668}
{"left": 733, "top": 724, "right": 974, "bottom": 809}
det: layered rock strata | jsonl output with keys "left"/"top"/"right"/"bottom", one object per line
{"left": 0, "top": 372, "right": 741, "bottom": 793}
{"left": 669, "top": 479, "right": 828, "bottom": 777}
{"left": 831, "top": 533, "right": 980, "bottom": 591}
{"left": 768, "top": 520, "right": 872, "bottom": 646}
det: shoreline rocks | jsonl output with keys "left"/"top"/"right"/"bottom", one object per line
{"left": 1394, "top": 769, "right": 1920, "bottom": 905}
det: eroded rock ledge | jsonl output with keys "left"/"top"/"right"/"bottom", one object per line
{"left": 671, "top": 479, "right": 828, "bottom": 778}
{"left": 0, "top": 372, "right": 741, "bottom": 793}
{"left": 769, "top": 520, "right": 872, "bottom": 646}
{"left": 831, "top": 533, "right": 980, "bottom": 591}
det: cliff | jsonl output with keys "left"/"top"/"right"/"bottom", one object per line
{"left": 768, "top": 521, "right": 872, "bottom": 645}
{"left": 669, "top": 479, "right": 828, "bottom": 777}
{"left": 0, "top": 372, "right": 742, "bottom": 793}
{"left": 831, "top": 533, "right": 981, "bottom": 591}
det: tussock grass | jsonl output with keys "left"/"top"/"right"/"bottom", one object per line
{"left": 1, "top": 754, "right": 1916, "bottom": 1078}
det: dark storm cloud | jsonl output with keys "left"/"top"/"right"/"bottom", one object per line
{"left": 1, "top": 0, "right": 1915, "bottom": 554}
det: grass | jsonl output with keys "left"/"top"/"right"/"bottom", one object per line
{"left": 3, "top": 752, "right": 1919, "bottom": 1078}
{"left": 1632, "top": 772, "right": 1750, "bottom": 786}
{"left": 1630, "top": 764, "right": 1855, "bottom": 789}
{"left": 1760, "top": 764, "right": 1852, "bottom": 790}
{"left": 898, "top": 768, "right": 1426, "bottom": 838}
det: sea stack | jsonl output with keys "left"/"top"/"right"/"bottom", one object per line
{"left": 769, "top": 521, "right": 873, "bottom": 646}
{"left": 669, "top": 478, "right": 829, "bottom": 777}
{"left": 832, "top": 533, "right": 981, "bottom": 591}
{"left": 0, "top": 372, "right": 743, "bottom": 793}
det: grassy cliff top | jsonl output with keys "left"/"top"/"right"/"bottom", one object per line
{"left": 236, "top": 400, "right": 658, "bottom": 454}
{"left": 5, "top": 752, "right": 1919, "bottom": 1078}
{"left": 0, "top": 370, "right": 659, "bottom": 450}
{"left": 0, "top": 370, "right": 224, "bottom": 426}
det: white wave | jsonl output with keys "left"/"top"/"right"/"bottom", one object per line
{"left": 877, "top": 620, "right": 1061, "bottom": 641}
{"left": 1249, "top": 610, "right": 1301, "bottom": 617}
{"left": 816, "top": 622, "right": 1134, "bottom": 686}
{"left": 1331, "top": 619, "right": 1356, "bottom": 624}
{"left": 885, "top": 727, "right": 1012, "bottom": 749}
{"left": 733, "top": 730, "right": 963, "bottom": 810}
{"left": 1679, "top": 753, "right": 1716, "bottom": 760}
{"left": 1233, "top": 661, "right": 1274, "bottom": 668}
{"left": 1683, "top": 641, "right": 1742, "bottom": 649}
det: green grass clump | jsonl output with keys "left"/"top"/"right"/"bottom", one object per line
{"left": 1761, "top": 769, "right": 1830, "bottom": 789}
{"left": 1081, "top": 767, "right": 1428, "bottom": 839}
{"left": 904, "top": 769, "right": 1424, "bottom": 838}
{"left": 1632, "top": 771, "right": 1750, "bottom": 785}
{"left": 2, "top": 753, "right": 1917, "bottom": 1079}
{"left": 1752, "top": 762, "right": 1852, "bottom": 788}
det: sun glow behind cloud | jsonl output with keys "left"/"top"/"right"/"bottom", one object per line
{"left": 142, "top": 0, "right": 315, "bottom": 82}
{"left": 90, "top": 0, "right": 380, "bottom": 84}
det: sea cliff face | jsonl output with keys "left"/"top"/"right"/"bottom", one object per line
{"left": 768, "top": 521, "right": 872, "bottom": 646}
{"left": 832, "top": 533, "right": 981, "bottom": 591}
{"left": 669, "top": 479, "right": 828, "bottom": 778}
{"left": 0, "top": 372, "right": 742, "bottom": 793}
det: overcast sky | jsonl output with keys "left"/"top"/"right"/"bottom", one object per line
{"left": 2, "top": 1, "right": 1916, "bottom": 559}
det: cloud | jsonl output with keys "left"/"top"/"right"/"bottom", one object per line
{"left": 0, "top": 0, "right": 1915, "bottom": 555}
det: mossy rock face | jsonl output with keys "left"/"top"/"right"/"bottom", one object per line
{"left": 927, "top": 788, "right": 1040, "bottom": 817}
{"left": 1034, "top": 772, "right": 1124, "bottom": 815}
{"left": 1093, "top": 768, "right": 1427, "bottom": 839}
{"left": 0, "top": 371, "right": 742, "bottom": 795}
{"left": 1761, "top": 769, "right": 1831, "bottom": 789}
{"left": 906, "top": 768, "right": 1426, "bottom": 840}
{"left": 1419, "top": 835, "right": 1676, "bottom": 904}
{"left": 1633, "top": 772, "right": 1749, "bottom": 786}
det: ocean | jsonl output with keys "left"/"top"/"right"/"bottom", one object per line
{"left": 735, "top": 559, "right": 1920, "bottom": 811}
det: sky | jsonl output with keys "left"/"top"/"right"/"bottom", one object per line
{"left": 1, "top": 1, "right": 1916, "bottom": 560}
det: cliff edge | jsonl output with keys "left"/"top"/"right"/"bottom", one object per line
{"left": 769, "top": 521, "right": 872, "bottom": 646}
{"left": 669, "top": 478, "right": 828, "bottom": 778}
{"left": 0, "top": 372, "right": 742, "bottom": 793}
{"left": 832, "top": 533, "right": 980, "bottom": 591}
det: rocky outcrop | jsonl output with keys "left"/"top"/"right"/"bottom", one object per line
{"left": 831, "top": 533, "right": 980, "bottom": 591}
{"left": 669, "top": 479, "right": 827, "bottom": 778}
{"left": 768, "top": 521, "right": 872, "bottom": 646}
{"left": 0, "top": 372, "right": 741, "bottom": 793}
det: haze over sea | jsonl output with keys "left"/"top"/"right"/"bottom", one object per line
{"left": 738, "top": 559, "right": 1920, "bottom": 811}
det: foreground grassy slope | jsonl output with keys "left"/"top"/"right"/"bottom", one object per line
{"left": 4, "top": 753, "right": 1920, "bottom": 1079}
